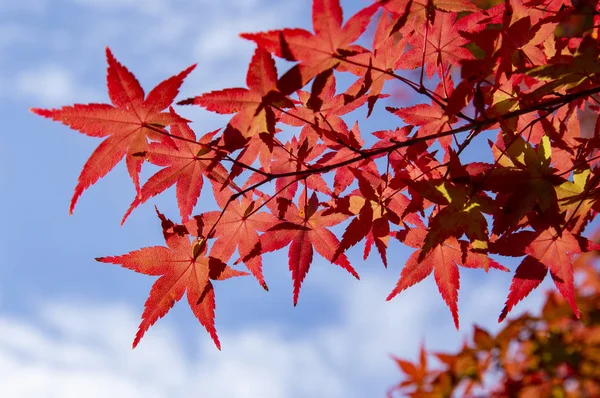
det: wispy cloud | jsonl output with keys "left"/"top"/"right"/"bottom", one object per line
{"left": 3, "top": 1, "right": 554, "bottom": 397}
{"left": 67, "top": 0, "right": 168, "bottom": 14}
{"left": 15, "top": 65, "right": 101, "bottom": 106}
{"left": 0, "top": 269, "right": 540, "bottom": 397}
{"left": 0, "top": 275, "right": 434, "bottom": 397}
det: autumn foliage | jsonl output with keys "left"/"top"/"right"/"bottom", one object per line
{"left": 388, "top": 252, "right": 600, "bottom": 397}
{"left": 31, "top": 0, "right": 600, "bottom": 350}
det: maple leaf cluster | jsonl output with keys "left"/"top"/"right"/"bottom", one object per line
{"left": 32, "top": 0, "right": 600, "bottom": 349}
{"left": 388, "top": 251, "right": 600, "bottom": 398}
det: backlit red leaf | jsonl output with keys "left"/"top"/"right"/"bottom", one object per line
{"left": 32, "top": 48, "right": 195, "bottom": 213}
{"left": 97, "top": 211, "right": 247, "bottom": 349}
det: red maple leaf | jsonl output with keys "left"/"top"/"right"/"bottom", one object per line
{"left": 379, "top": 0, "right": 480, "bottom": 29}
{"left": 97, "top": 210, "right": 247, "bottom": 349}
{"left": 179, "top": 48, "right": 291, "bottom": 151}
{"left": 334, "top": 167, "right": 420, "bottom": 267}
{"left": 493, "top": 226, "right": 597, "bottom": 321}
{"left": 387, "top": 343, "right": 430, "bottom": 397}
{"left": 121, "top": 115, "right": 231, "bottom": 224}
{"left": 342, "top": 11, "right": 406, "bottom": 115}
{"left": 388, "top": 227, "right": 508, "bottom": 328}
{"left": 31, "top": 48, "right": 195, "bottom": 213}
{"left": 241, "top": 0, "right": 379, "bottom": 91}
{"left": 187, "top": 187, "right": 279, "bottom": 290}
{"left": 408, "top": 153, "right": 495, "bottom": 253}
{"left": 493, "top": 0, "right": 557, "bottom": 80}
{"left": 279, "top": 70, "right": 366, "bottom": 147}
{"left": 267, "top": 137, "right": 331, "bottom": 217}
{"left": 314, "top": 121, "right": 369, "bottom": 196}
{"left": 485, "top": 135, "right": 564, "bottom": 235}
{"left": 396, "top": 10, "right": 485, "bottom": 78}
{"left": 387, "top": 77, "right": 457, "bottom": 159}
{"left": 253, "top": 191, "right": 358, "bottom": 305}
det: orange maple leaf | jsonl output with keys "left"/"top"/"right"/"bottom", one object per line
{"left": 97, "top": 210, "right": 247, "bottom": 349}
{"left": 31, "top": 48, "right": 195, "bottom": 213}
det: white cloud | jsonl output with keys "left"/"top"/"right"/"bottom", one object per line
{"left": 192, "top": 11, "right": 277, "bottom": 63}
{"left": 0, "top": 0, "right": 305, "bottom": 106}
{"left": 0, "top": 302, "right": 186, "bottom": 398}
{"left": 191, "top": 1, "right": 303, "bottom": 64}
{"left": 0, "top": 298, "right": 348, "bottom": 398}
{"left": 15, "top": 65, "right": 100, "bottom": 106}
{"left": 0, "top": 268, "right": 543, "bottom": 398}
{"left": 192, "top": 329, "right": 346, "bottom": 397}
{"left": 68, "top": 0, "right": 168, "bottom": 15}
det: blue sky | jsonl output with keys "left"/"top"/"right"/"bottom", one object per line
{"left": 0, "top": 0, "right": 556, "bottom": 396}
